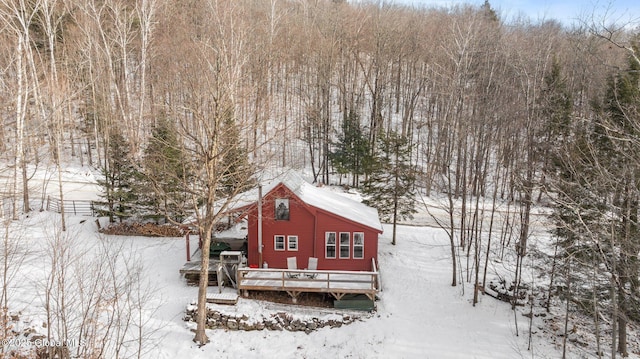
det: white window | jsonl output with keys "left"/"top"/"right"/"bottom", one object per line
{"left": 353, "top": 232, "right": 364, "bottom": 259}
{"left": 288, "top": 235, "right": 298, "bottom": 251}
{"left": 274, "top": 235, "right": 285, "bottom": 251}
{"left": 325, "top": 232, "right": 336, "bottom": 259}
{"left": 339, "top": 232, "right": 350, "bottom": 259}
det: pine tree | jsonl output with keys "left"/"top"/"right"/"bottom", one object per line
{"left": 330, "top": 109, "right": 373, "bottom": 187}
{"left": 540, "top": 58, "right": 572, "bottom": 142}
{"left": 599, "top": 49, "right": 640, "bottom": 356}
{"left": 541, "top": 60, "right": 595, "bottom": 314}
{"left": 142, "top": 118, "right": 190, "bottom": 223}
{"left": 538, "top": 58, "right": 573, "bottom": 198}
{"left": 480, "top": 0, "right": 499, "bottom": 23}
{"left": 550, "top": 47, "right": 640, "bottom": 357}
{"left": 219, "top": 113, "right": 255, "bottom": 197}
{"left": 97, "top": 132, "right": 141, "bottom": 222}
{"left": 548, "top": 130, "right": 609, "bottom": 311}
{"left": 362, "top": 130, "right": 417, "bottom": 245}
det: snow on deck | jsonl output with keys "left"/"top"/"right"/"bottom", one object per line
{"left": 237, "top": 268, "right": 378, "bottom": 296}
{"left": 206, "top": 290, "right": 239, "bottom": 305}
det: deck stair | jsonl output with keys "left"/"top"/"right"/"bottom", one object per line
{"left": 206, "top": 291, "right": 239, "bottom": 305}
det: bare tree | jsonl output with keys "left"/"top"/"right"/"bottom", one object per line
{"left": 0, "top": 217, "right": 30, "bottom": 357}
{"left": 40, "top": 218, "right": 159, "bottom": 358}
{"left": 0, "top": 0, "right": 40, "bottom": 217}
{"left": 153, "top": 0, "right": 266, "bottom": 345}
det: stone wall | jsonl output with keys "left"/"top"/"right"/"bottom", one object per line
{"left": 184, "top": 307, "right": 364, "bottom": 334}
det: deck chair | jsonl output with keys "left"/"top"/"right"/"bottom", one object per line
{"left": 306, "top": 257, "right": 318, "bottom": 279}
{"left": 287, "top": 257, "right": 299, "bottom": 278}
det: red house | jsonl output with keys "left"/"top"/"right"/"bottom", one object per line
{"left": 232, "top": 173, "right": 382, "bottom": 272}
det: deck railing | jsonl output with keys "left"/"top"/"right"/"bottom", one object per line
{"left": 237, "top": 267, "right": 379, "bottom": 299}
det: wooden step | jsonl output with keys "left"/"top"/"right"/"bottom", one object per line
{"left": 207, "top": 292, "right": 239, "bottom": 305}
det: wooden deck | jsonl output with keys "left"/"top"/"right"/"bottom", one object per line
{"left": 237, "top": 268, "right": 379, "bottom": 302}
{"left": 179, "top": 259, "right": 221, "bottom": 275}
{"left": 179, "top": 250, "right": 243, "bottom": 286}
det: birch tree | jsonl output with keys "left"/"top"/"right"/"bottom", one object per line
{"left": 41, "top": 220, "right": 159, "bottom": 358}
{"left": 0, "top": 0, "right": 40, "bottom": 218}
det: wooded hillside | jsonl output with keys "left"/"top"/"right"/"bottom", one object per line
{"left": 1, "top": 0, "right": 639, "bottom": 354}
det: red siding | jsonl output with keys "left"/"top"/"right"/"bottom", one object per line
{"left": 247, "top": 184, "right": 380, "bottom": 272}
{"left": 247, "top": 185, "right": 315, "bottom": 269}
{"left": 313, "top": 210, "right": 379, "bottom": 271}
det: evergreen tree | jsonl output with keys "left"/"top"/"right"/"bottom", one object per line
{"left": 540, "top": 58, "right": 572, "bottom": 142}
{"left": 330, "top": 109, "right": 373, "bottom": 187}
{"left": 219, "top": 112, "right": 255, "bottom": 196}
{"left": 480, "top": 0, "right": 499, "bottom": 23}
{"left": 538, "top": 58, "right": 573, "bottom": 198}
{"left": 142, "top": 118, "right": 190, "bottom": 223}
{"left": 362, "top": 130, "right": 417, "bottom": 245}
{"left": 97, "top": 132, "right": 141, "bottom": 222}
{"left": 548, "top": 130, "right": 610, "bottom": 311}
{"left": 599, "top": 49, "right": 640, "bottom": 356}
{"left": 550, "top": 47, "right": 640, "bottom": 357}
{"left": 544, "top": 60, "right": 586, "bottom": 260}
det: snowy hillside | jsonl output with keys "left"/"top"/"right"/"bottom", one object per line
{"left": 1, "top": 0, "right": 639, "bottom": 356}
{"left": 4, "top": 212, "right": 561, "bottom": 358}
{"left": 0, "top": 173, "right": 565, "bottom": 358}
{"left": 2, "top": 166, "right": 638, "bottom": 358}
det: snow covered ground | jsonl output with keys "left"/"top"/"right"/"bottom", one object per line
{"left": 2, "top": 165, "right": 626, "bottom": 358}
{"left": 4, "top": 215, "right": 564, "bottom": 358}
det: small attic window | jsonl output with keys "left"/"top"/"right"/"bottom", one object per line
{"left": 275, "top": 198, "right": 290, "bottom": 220}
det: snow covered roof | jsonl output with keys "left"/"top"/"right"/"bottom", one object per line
{"left": 229, "top": 172, "right": 383, "bottom": 232}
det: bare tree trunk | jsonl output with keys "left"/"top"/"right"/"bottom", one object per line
{"left": 562, "top": 259, "right": 571, "bottom": 359}
{"left": 0, "top": 217, "right": 28, "bottom": 351}
{"left": 20, "top": 147, "right": 29, "bottom": 214}
{"left": 482, "top": 164, "right": 500, "bottom": 292}
{"left": 611, "top": 274, "right": 617, "bottom": 359}
{"left": 593, "top": 262, "right": 602, "bottom": 358}
{"left": 41, "top": 0, "right": 67, "bottom": 231}
{"left": 13, "top": 30, "right": 27, "bottom": 219}
{"left": 617, "top": 293, "right": 628, "bottom": 357}
{"left": 447, "top": 173, "right": 457, "bottom": 287}
{"left": 194, "top": 221, "right": 213, "bottom": 345}
{"left": 546, "top": 235, "right": 560, "bottom": 312}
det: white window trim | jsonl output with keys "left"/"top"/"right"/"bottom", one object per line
{"left": 339, "top": 232, "right": 350, "bottom": 259}
{"left": 274, "top": 235, "right": 285, "bottom": 251}
{"left": 353, "top": 232, "right": 364, "bottom": 259}
{"left": 287, "top": 235, "right": 299, "bottom": 251}
{"left": 325, "top": 232, "right": 336, "bottom": 259}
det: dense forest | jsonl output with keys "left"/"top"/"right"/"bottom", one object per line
{"left": 0, "top": 0, "right": 639, "bottom": 355}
